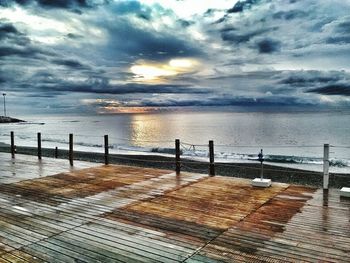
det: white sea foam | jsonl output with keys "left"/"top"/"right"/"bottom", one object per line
{"left": 0, "top": 111, "right": 349, "bottom": 173}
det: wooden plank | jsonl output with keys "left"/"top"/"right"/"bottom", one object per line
{"left": 79, "top": 222, "right": 194, "bottom": 255}
{"left": 123, "top": 176, "right": 287, "bottom": 229}
{"left": 0, "top": 162, "right": 349, "bottom": 263}
{"left": 1, "top": 249, "right": 46, "bottom": 263}
{"left": 56, "top": 231, "right": 166, "bottom": 263}
{"left": 89, "top": 217, "right": 204, "bottom": 250}
{"left": 62, "top": 229, "right": 179, "bottom": 263}
{"left": 188, "top": 186, "right": 350, "bottom": 263}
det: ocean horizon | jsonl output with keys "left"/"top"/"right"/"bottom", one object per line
{"left": 1, "top": 110, "right": 349, "bottom": 174}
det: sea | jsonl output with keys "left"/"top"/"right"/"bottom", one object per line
{"left": 0, "top": 110, "right": 349, "bottom": 174}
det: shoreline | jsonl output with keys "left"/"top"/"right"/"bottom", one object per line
{"left": 0, "top": 145, "right": 348, "bottom": 188}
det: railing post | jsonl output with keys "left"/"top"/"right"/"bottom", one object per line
{"left": 69, "top": 133, "right": 73, "bottom": 166}
{"left": 175, "top": 139, "right": 181, "bottom": 175}
{"left": 209, "top": 140, "right": 215, "bottom": 176}
{"left": 10, "top": 131, "right": 15, "bottom": 158}
{"left": 104, "top": 135, "right": 109, "bottom": 165}
{"left": 37, "top": 132, "right": 42, "bottom": 160}
{"left": 55, "top": 147, "right": 58, "bottom": 158}
{"left": 323, "top": 144, "right": 330, "bottom": 189}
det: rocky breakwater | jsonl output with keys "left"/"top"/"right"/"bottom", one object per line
{"left": 0, "top": 116, "right": 25, "bottom": 123}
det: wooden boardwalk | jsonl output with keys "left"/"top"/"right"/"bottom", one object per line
{"left": 0, "top": 154, "right": 349, "bottom": 262}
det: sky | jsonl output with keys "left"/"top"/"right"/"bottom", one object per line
{"left": 1, "top": 0, "right": 350, "bottom": 114}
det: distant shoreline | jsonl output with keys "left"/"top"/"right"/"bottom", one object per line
{"left": 0, "top": 116, "right": 25, "bottom": 123}
{"left": 0, "top": 144, "right": 348, "bottom": 188}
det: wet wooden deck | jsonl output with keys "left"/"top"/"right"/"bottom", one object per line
{"left": 0, "top": 154, "right": 349, "bottom": 262}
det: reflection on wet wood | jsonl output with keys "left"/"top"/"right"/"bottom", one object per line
{"left": 119, "top": 177, "right": 288, "bottom": 229}
{"left": 0, "top": 162, "right": 349, "bottom": 262}
{"left": 189, "top": 186, "right": 350, "bottom": 263}
{"left": 0, "top": 165, "right": 171, "bottom": 205}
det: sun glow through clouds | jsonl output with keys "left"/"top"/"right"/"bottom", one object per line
{"left": 169, "top": 58, "right": 195, "bottom": 68}
{"left": 130, "top": 65, "right": 177, "bottom": 80}
{"left": 130, "top": 58, "right": 199, "bottom": 81}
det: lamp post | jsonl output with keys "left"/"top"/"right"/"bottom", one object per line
{"left": 2, "top": 93, "right": 6, "bottom": 117}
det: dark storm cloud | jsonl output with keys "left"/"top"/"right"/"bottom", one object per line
{"left": 227, "top": 0, "right": 260, "bottom": 14}
{"left": 326, "top": 36, "right": 350, "bottom": 44}
{"left": 280, "top": 75, "right": 338, "bottom": 86}
{"left": 0, "top": 0, "right": 19, "bottom": 7}
{"left": 178, "top": 19, "right": 194, "bottom": 28}
{"left": 217, "top": 0, "right": 261, "bottom": 23}
{"left": 0, "top": 0, "right": 103, "bottom": 8}
{"left": 66, "top": 33, "right": 83, "bottom": 39}
{"left": 24, "top": 92, "right": 64, "bottom": 98}
{"left": 0, "top": 46, "right": 49, "bottom": 58}
{"left": 323, "top": 17, "right": 350, "bottom": 44}
{"left": 36, "top": 0, "right": 88, "bottom": 8}
{"left": 221, "top": 28, "right": 274, "bottom": 44}
{"left": 0, "top": 40, "right": 53, "bottom": 59}
{"left": 0, "top": 21, "right": 30, "bottom": 45}
{"left": 278, "top": 71, "right": 349, "bottom": 87}
{"left": 256, "top": 38, "right": 281, "bottom": 53}
{"left": 0, "top": 21, "right": 52, "bottom": 59}
{"left": 2, "top": 0, "right": 350, "bottom": 114}
{"left": 32, "top": 78, "right": 207, "bottom": 95}
{"left": 51, "top": 59, "right": 90, "bottom": 69}
{"left": 212, "top": 0, "right": 350, "bottom": 63}
{"left": 272, "top": 10, "right": 308, "bottom": 20}
{"left": 333, "top": 20, "right": 350, "bottom": 34}
{"left": 104, "top": 19, "right": 203, "bottom": 60}
{"left": 0, "top": 23, "right": 18, "bottom": 37}
{"left": 307, "top": 84, "right": 350, "bottom": 96}
{"left": 95, "top": 95, "right": 312, "bottom": 109}
{"left": 268, "top": 70, "right": 350, "bottom": 102}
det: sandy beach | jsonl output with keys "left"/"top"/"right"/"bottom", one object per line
{"left": 0, "top": 143, "right": 348, "bottom": 188}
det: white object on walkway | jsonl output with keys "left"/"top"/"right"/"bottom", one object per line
{"left": 252, "top": 178, "right": 271, "bottom": 188}
{"left": 340, "top": 187, "right": 350, "bottom": 198}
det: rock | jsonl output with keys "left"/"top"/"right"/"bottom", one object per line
{"left": 0, "top": 116, "right": 25, "bottom": 123}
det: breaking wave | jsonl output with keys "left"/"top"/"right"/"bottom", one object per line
{"left": 1, "top": 134, "right": 349, "bottom": 169}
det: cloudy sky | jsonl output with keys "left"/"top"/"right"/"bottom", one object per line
{"left": 1, "top": 0, "right": 350, "bottom": 114}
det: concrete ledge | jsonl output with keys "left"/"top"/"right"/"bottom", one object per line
{"left": 340, "top": 187, "right": 350, "bottom": 198}
{"left": 252, "top": 178, "right": 272, "bottom": 188}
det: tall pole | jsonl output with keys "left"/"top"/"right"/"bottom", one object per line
{"left": 2, "top": 93, "right": 6, "bottom": 117}
{"left": 37, "top": 132, "right": 42, "bottom": 160}
{"left": 104, "top": 135, "right": 109, "bottom": 165}
{"left": 69, "top": 133, "right": 73, "bottom": 166}
{"left": 10, "top": 131, "right": 15, "bottom": 158}
{"left": 175, "top": 139, "right": 181, "bottom": 175}
{"left": 209, "top": 140, "right": 215, "bottom": 176}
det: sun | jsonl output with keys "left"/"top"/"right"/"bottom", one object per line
{"left": 130, "top": 58, "right": 200, "bottom": 82}
{"left": 130, "top": 65, "right": 177, "bottom": 80}
{"left": 169, "top": 58, "right": 195, "bottom": 68}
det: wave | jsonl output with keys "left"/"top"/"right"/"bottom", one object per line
{"left": 42, "top": 138, "right": 69, "bottom": 144}
{"left": 264, "top": 155, "right": 322, "bottom": 165}
{"left": 1, "top": 134, "right": 349, "bottom": 168}
{"left": 151, "top": 147, "right": 181, "bottom": 155}
{"left": 265, "top": 155, "right": 349, "bottom": 168}
{"left": 17, "top": 122, "right": 45, "bottom": 125}
{"left": 182, "top": 150, "right": 349, "bottom": 168}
